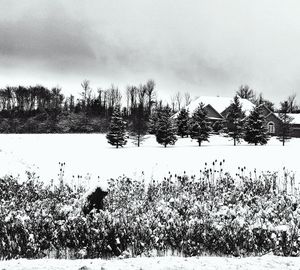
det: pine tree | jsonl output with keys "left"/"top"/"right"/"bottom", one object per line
{"left": 155, "top": 106, "right": 177, "bottom": 147}
{"left": 244, "top": 105, "right": 269, "bottom": 145}
{"left": 212, "top": 120, "right": 224, "bottom": 133}
{"left": 225, "top": 95, "right": 245, "bottom": 146}
{"left": 148, "top": 110, "right": 159, "bottom": 134}
{"left": 106, "top": 106, "right": 127, "bottom": 148}
{"left": 130, "top": 104, "right": 148, "bottom": 147}
{"left": 148, "top": 102, "right": 163, "bottom": 134}
{"left": 277, "top": 101, "right": 293, "bottom": 146}
{"left": 176, "top": 108, "right": 190, "bottom": 138}
{"left": 189, "top": 103, "right": 211, "bottom": 146}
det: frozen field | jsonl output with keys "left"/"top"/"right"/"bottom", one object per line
{"left": 0, "top": 134, "right": 298, "bottom": 185}
{"left": 1, "top": 255, "right": 300, "bottom": 270}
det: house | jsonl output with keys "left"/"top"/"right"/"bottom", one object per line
{"left": 175, "top": 96, "right": 254, "bottom": 122}
{"left": 257, "top": 105, "right": 300, "bottom": 138}
{"left": 245, "top": 106, "right": 300, "bottom": 138}
{"left": 289, "top": 114, "right": 300, "bottom": 137}
{"left": 174, "top": 95, "right": 300, "bottom": 138}
{"left": 274, "top": 113, "right": 300, "bottom": 138}
{"left": 255, "top": 104, "right": 282, "bottom": 136}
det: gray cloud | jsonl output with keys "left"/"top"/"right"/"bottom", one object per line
{"left": 0, "top": 11, "right": 96, "bottom": 71}
{"left": 1, "top": 0, "right": 300, "bottom": 105}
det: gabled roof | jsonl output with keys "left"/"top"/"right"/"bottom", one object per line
{"left": 184, "top": 96, "right": 255, "bottom": 117}
{"left": 203, "top": 104, "right": 224, "bottom": 119}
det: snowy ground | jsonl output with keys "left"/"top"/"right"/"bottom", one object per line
{"left": 0, "top": 136, "right": 299, "bottom": 267}
{"left": 0, "top": 133, "right": 298, "bottom": 186}
{"left": 1, "top": 255, "right": 300, "bottom": 270}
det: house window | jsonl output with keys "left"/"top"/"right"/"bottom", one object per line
{"left": 267, "top": 122, "right": 275, "bottom": 134}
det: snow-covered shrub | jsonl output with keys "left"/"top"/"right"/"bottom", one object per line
{"left": 0, "top": 166, "right": 299, "bottom": 259}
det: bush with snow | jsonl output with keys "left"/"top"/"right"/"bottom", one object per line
{"left": 0, "top": 167, "right": 299, "bottom": 259}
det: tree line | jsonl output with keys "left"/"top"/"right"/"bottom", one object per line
{"left": 107, "top": 95, "right": 293, "bottom": 148}
{"left": 0, "top": 81, "right": 297, "bottom": 141}
{"left": 235, "top": 85, "right": 300, "bottom": 113}
{"left": 0, "top": 80, "right": 155, "bottom": 133}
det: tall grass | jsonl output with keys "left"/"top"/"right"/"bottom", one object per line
{"left": 0, "top": 162, "right": 299, "bottom": 259}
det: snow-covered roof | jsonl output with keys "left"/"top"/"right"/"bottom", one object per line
{"left": 184, "top": 96, "right": 255, "bottom": 116}
{"left": 288, "top": 114, "right": 300, "bottom": 124}
{"left": 274, "top": 113, "right": 300, "bottom": 124}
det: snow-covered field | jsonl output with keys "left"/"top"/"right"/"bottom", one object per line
{"left": 0, "top": 135, "right": 299, "bottom": 267}
{"left": 1, "top": 255, "right": 300, "bottom": 270}
{"left": 0, "top": 134, "right": 298, "bottom": 185}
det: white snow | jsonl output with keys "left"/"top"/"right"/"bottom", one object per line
{"left": 1, "top": 255, "right": 300, "bottom": 270}
{"left": 83, "top": 178, "right": 109, "bottom": 197}
{"left": 274, "top": 113, "right": 300, "bottom": 124}
{"left": 0, "top": 134, "right": 299, "bottom": 266}
{"left": 183, "top": 96, "right": 255, "bottom": 116}
{"left": 0, "top": 134, "right": 298, "bottom": 187}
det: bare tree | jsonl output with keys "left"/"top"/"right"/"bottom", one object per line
{"left": 126, "top": 85, "right": 138, "bottom": 114}
{"left": 15, "top": 86, "right": 27, "bottom": 111}
{"left": 80, "top": 80, "right": 92, "bottom": 129}
{"left": 137, "top": 84, "right": 147, "bottom": 107}
{"left": 107, "top": 84, "right": 122, "bottom": 109}
{"left": 287, "top": 93, "right": 298, "bottom": 113}
{"left": 126, "top": 86, "right": 131, "bottom": 113}
{"left": 184, "top": 92, "right": 192, "bottom": 107}
{"left": 170, "top": 95, "right": 176, "bottom": 113}
{"left": 3, "top": 86, "right": 14, "bottom": 110}
{"left": 175, "top": 91, "right": 182, "bottom": 111}
{"left": 236, "top": 85, "right": 255, "bottom": 101}
{"left": 68, "top": 94, "right": 75, "bottom": 112}
{"left": 50, "top": 87, "right": 64, "bottom": 111}
{"left": 255, "top": 93, "right": 275, "bottom": 112}
{"left": 0, "top": 89, "right": 6, "bottom": 110}
{"left": 97, "top": 88, "right": 104, "bottom": 109}
{"left": 145, "top": 79, "right": 156, "bottom": 116}
{"left": 80, "top": 79, "right": 92, "bottom": 109}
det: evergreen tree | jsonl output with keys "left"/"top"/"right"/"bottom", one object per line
{"left": 155, "top": 106, "right": 177, "bottom": 147}
{"left": 106, "top": 106, "right": 127, "bottom": 148}
{"left": 148, "top": 110, "right": 159, "bottom": 134}
{"left": 189, "top": 103, "right": 211, "bottom": 146}
{"left": 130, "top": 104, "right": 148, "bottom": 147}
{"left": 148, "top": 101, "right": 163, "bottom": 134}
{"left": 225, "top": 95, "right": 245, "bottom": 146}
{"left": 212, "top": 120, "right": 224, "bottom": 133}
{"left": 277, "top": 101, "right": 293, "bottom": 146}
{"left": 176, "top": 108, "right": 190, "bottom": 137}
{"left": 244, "top": 105, "right": 269, "bottom": 145}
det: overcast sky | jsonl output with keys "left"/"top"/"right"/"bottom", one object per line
{"left": 0, "top": 0, "right": 300, "bottom": 106}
